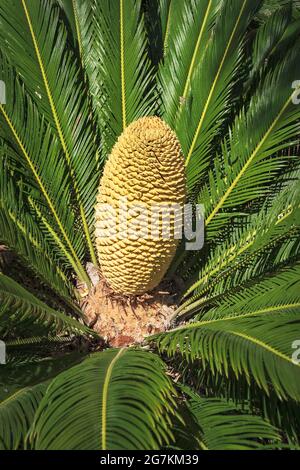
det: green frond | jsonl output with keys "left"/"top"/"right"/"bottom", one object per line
{"left": 159, "top": 0, "right": 218, "bottom": 126}
{"left": 0, "top": 156, "right": 77, "bottom": 306}
{"left": 29, "top": 349, "right": 177, "bottom": 450}
{"left": 57, "top": 0, "right": 103, "bottom": 167}
{"left": 73, "top": 0, "right": 155, "bottom": 155}
{"left": 0, "top": 352, "right": 87, "bottom": 450}
{"left": 0, "top": 272, "right": 91, "bottom": 337}
{"left": 201, "top": 264, "right": 300, "bottom": 320}
{"left": 153, "top": 266, "right": 300, "bottom": 401}
{"left": 176, "top": 354, "right": 300, "bottom": 446}
{"left": 140, "top": 0, "right": 171, "bottom": 67}
{"left": 177, "top": 0, "right": 261, "bottom": 191}
{"left": 268, "top": 17, "right": 300, "bottom": 61}
{"left": 249, "top": 5, "right": 292, "bottom": 84}
{"left": 0, "top": 382, "right": 46, "bottom": 450}
{"left": 1, "top": 352, "right": 87, "bottom": 387}
{"left": 66, "top": 1, "right": 100, "bottom": 101}
{"left": 200, "top": 41, "right": 300, "bottom": 238}
{"left": 0, "top": 0, "right": 99, "bottom": 265}
{"left": 182, "top": 387, "right": 280, "bottom": 450}
{"left": 6, "top": 335, "right": 74, "bottom": 349}
{"left": 56, "top": 0, "right": 78, "bottom": 46}
{"left": 178, "top": 177, "right": 300, "bottom": 315}
{"left": 160, "top": 0, "right": 172, "bottom": 53}
{"left": 155, "top": 313, "right": 300, "bottom": 401}
{"left": 0, "top": 54, "right": 90, "bottom": 285}
{"left": 256, "top": 0, "right": 300, "bottom": 23}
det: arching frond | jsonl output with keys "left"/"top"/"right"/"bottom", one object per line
{"left": 202, "top": 264, "right": 300, "bottom": 319}
{"left": 73, "top": 0, "right": 155, "bottom": 155}
{"left": 0, "top": 55, "right": 90, "bottom": 284}
{"left": 177, "top": 177, "right": 300, "bottom": 316}
{"left": 0, "top": 0, "right": 99, "bottom": 264}
{"left": 141, "top": 0, "right": 171, "bottom": 67}
{"left": 177, "top": 0, "right": 261, "bottom": 191}
{"left": 256, "top": 0, "right": 300, "bottom": 23}
{"left": 153, "top": 267, "right": 300, "bottom": 401}
{"left": 200, "top": 41, "right": 300, "bottom": 238}
{"left": 176, "top": 353, "right": 300, "bottom": 447}
{"left": 159, "top": 0, "right": 172, "bottom": 53}
{"left": 249, "top": 5, "right": 292, "bottom": 84}
{"left": 29, "top": 349, "right": 177, "bottom": 450}
{"left": 182, "top": 387, "right": 280, "bottom": 450}
{"left": 0, "top": 382, "right": 46, "bottom": 450}
{"left": 159, "top": 0, "right": 219, "bottom": 126}
{"left": 0, "top": 272, "right": 90, "bottom": 336}
{"left": 0, "top": 155, "right": 76, "bottom": 306}
{"left": 0, "top": 352, "right": 87, "bottom": 450}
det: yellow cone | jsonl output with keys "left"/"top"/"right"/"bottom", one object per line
{"left": 95, "top": 116, "right": 186, "bottom": 294}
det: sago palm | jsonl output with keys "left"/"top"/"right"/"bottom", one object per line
{"left": 0, "top": 0, "right": 300, "bottom": 450}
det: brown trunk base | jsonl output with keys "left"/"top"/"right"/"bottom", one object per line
{"left": 79, "top": 272, "right": 178, "bottom": 347}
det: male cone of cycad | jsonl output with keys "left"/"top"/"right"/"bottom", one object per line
{"left": 95, "top": 116, "right": 186, "bottom": 295}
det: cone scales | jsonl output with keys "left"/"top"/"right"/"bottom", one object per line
{"left": 95, "top": 117, "right": 186, "bottom": 295}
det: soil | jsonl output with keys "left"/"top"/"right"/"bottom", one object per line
{"left": 79, "top": 267, "right": 179, "bottom": 347}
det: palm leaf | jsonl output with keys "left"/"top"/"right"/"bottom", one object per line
{"left": 201, "top": 264, "right": 300, "bottom": 319}
{"left": 0, "top": 352, "right": 87, "bottom": 450}
{"left": 200, "top": 41, "right": 300, "bottom": 239}
{"left": 153, "top": 266, "right": 300, "bottom": 400}
{"left": 175, "top": 0, "right": 261, "bottom": 191}
{"left": 0, "top": 383, "right": 46, "bottom": 450}
{"left": 256, "top": 0, "right": 300, "bottom": 22}
{"left": 0, "top": 272, "right": 91, "bottom": 336}
{"left": 56, "top": 0, "right": 78, "bottom": 46}
{"left": 268, "top": 17, "right": 300, "bottom": 61}
{"left": 0, "top": 53, "right": 90, "bottom": 284}
{"left": 74, "top": 0, "right": 155, "bottom": 155}
{"left": 176, "top": 352, "right": 300, "bottom": 446}
{"left": 155, "top": 313, "right": 300, "bottom": 401}
{"left": 57, "top": 0, "right": 102, "bottom": 166}
{"left": 177, "top": 177, "right": 300, "bottom": 316}
{"left": 142, "top": 0, "right": 176, "bottom": 69}
{"left": 29, "top": 349, "right": 177, "bottom": 450}
{"left": 159, "top": 0, "right": 172, "bottom": 53}
{"left": 183, "top": 387, "right": 280, "bottom": 450}
{"left": 0, "top": 0, "right": 99, "bottom": 265}
{"left": 159, "top": 0, "right": 219, "bottom": 127}
{"left": 67, "top": 0, "right": 100, "bottom": 111}
{"left": 248, "top": 5, "right": 292, "bottom": 84}
{"left": 0, "top": 155, "right": 76, "bottom": 306}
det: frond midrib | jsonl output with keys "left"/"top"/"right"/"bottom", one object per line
{"left": 0, "top": 103, "right": 89, "bottom": 285}
{"left": 205, "top": 94, "right": 293, "bottom": 226}
{"left": 21, "top": 0, "right": 97, "bottom": 266}
{"left": 101, "top": 348, "right": 126, "bottom": 450}
{"left": 185, "top": 0, "right": 248, "bottom": 166}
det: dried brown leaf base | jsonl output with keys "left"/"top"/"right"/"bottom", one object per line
{"left": 79, "top": 272, "right": 178, "bottom": 347}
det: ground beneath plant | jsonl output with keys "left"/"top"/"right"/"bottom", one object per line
{"left": 78, "top": 263, "right": 181, "bottom": 347}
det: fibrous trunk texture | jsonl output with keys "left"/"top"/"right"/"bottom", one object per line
{"left": 95, "top": 116, "right": 186, "bottom": 295}
{"left": 82, "top": 276, "right": 177, "bottom": 347}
